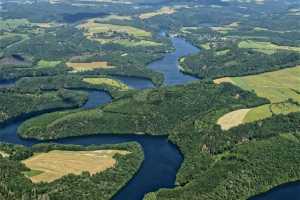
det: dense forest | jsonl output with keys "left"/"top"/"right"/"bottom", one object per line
{"left": 180, "top": 45, "right": 300, "bottom": 78}
{"left": 0, "top": 88, "right": 87, "bottom": 125}
{"left": 18, "top": 80, "right": 300, "bottom": 199}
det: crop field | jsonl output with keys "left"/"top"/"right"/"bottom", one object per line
{"left": 66, "top": 61, "right": 115, "bottom": 72}
{"left": 238, "top": 40, "right": 300, "bottom": 54}
{"left": 78, "top": 20, "right": 151, "bottom": 38}
{"left": 83, "top": 77, "right": 130, "bottom": 90}
{"left": 92, "top": 15, "right": 132, "bottom": 22}
{"left": 37, "top": 60, "right": 61, "bottom": 68}
{"left": 217, "top": 109, "right": 251, "bottom": 130}
{"left": 139, "top": 7, "right": 176, "bottom": 19}
{"left": 22, "top": 150, "right": 129, "bottom": 183}
{"left": 210, "top": 22, "right": 240, "bottom": 34}
{"left": 76, "top": 20, "right": 160, "bottom": 47}
{"left": 215, "top": 66, "right": 300, "bottom": 129}
{"left": 116, "top": 39, "right": 161, "bottom": 47}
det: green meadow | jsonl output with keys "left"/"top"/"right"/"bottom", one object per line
{"left": 238, "top": 40, "right": 300, "bottom": 54}
{"left": 231, "top": 66, "right": 300, "bottom": 123}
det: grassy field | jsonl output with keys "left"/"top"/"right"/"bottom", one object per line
{"left": 37, "top": 60, "right": 61, "bottom": 68}
{"left": 76, "top": 20, "right": 160, "bottom": 47}
{"left": 0, "top": 19, "right": 56, "bottom": 32}
{"left": 22, "top": 150, "right": 128, "bottom": 183}
{"left": 78, "top": 20, "right": 151, "bottom": 38}
{"left": 139, "top": 7, "right": 176, "bottom": 19}
{"left": 215, "top": 66, "right": 300, "bottom": 129}
{"left": 238, "top": 40, "right": 300, "bottom": 54}
{"left": 83, "top": 77, "right": 129, "bottom": 91}
{"left": 66, "top": 61, "right": 115, "bottom": 72}
{"left": 211, "top": 22, "right": 240, "bottom": 34}
{"left": 92, "top": 15, "right": 132, "bottom": 22}
{"left": 116, "top": 39, "right": 161, "bottom": 47}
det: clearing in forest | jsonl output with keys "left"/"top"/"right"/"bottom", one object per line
{"left": 215, "top": 66, "right": 300, "bottom": 130}
{"left": 83, "top": 77, "right": 130, "bottom": 90}
{"left": 139, "top": 7, "right": 176, "bottom": 19}
{"left": 91, "top": 15, "right": 132, "bottom": 22}
{"left": 211, "top": 22, "right": 240, "bottom": 34}
{"left": 22, "top": 150, "right": 129, "bottom": 183}
{"left": 217, "top": 109, "right": 251, "bottom": 130}
{"left": 76, "top": 20, "right": 160, "bottom": 46}
{"left": 238, "top": 40, "right": 300, "bottom": 54}
{"left": 37, "top": 60, "right": 61, "bottom": 68}
{"left": 78, "top": 20, "right": 151, "bottom": 38}
{"left": 66, "top": 61, "right": 115, "bottom": 72}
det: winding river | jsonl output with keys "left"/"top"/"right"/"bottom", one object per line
{"left": 0, "top": 36, "right": 299, "bottom": 200}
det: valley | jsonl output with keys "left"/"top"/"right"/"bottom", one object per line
{"left": 0, "top": 0, "right": 300, "bottom": 200}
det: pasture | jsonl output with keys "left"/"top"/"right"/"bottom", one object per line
{"left": 238, "top": 40, "right": 300, "bottom": 54}
{"left": 92, "top": 15, "right": 132, "bottom": 22}
{"left": 116, "top": 39, "right": 161, "bottom": 47}
{"left": 22, "top": 150, "right": 129, "bottom": 183}
{"left": 215, "top": 66, "right": 300, "bottom": 129}
{"left": 76, "top": 20, "right": 160, "bottom": 47}
{"left": 211, "top": 22, "right": 240, "bottom": 34}
{"left": 66, "top": 61, "right": 115, "bottom": 72}
{"left": 78, "top": 20, "right": 151, "bottom": 38}
{"left": 139, "top": 7, "right": 176, "bottom": 19}
{"left": 83, "top": 77, "right": 129, "bottom": 91}
{"left": 37, "top": 60, "right": 61, "bottom": 68}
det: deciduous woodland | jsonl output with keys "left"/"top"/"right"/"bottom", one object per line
{"left": 0, "top": 0, "right": 300, "bottom": 199}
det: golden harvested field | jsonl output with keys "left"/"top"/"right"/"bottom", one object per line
{"left": 217, "top": 109, "right": 251, "bottom": 130}
{"left": 66, "top": 61, "right": 115, "bottom": 72}
{"left": 139, "top": 7, "right": 176, "bottom": 19}
{"left": 213, "top": 77, "right": 235, "bottom": 85}
{"left": 22, "top": 150, "right": 129, "bottom": 183}
{"left": 215, "top": 66, "right": 300, "bottom": 129}
{"left": 83, "top": 77, "right": 129, "bottom": 91}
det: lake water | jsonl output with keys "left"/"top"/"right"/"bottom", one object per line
{"left": 148, "top": 37, "right": 199, "bottom": 86}
{"left": 249, "top": 181, "right": 300, "bottom": 200}
{"left": 0, "top": 80, "right": 16, "bottom": 88}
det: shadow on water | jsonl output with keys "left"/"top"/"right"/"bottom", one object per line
{"left": 82, "top": 90, "right": 112, "bottom": 109}
{"left": 112, "top": 75, "right": 154, "bottom": 89}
